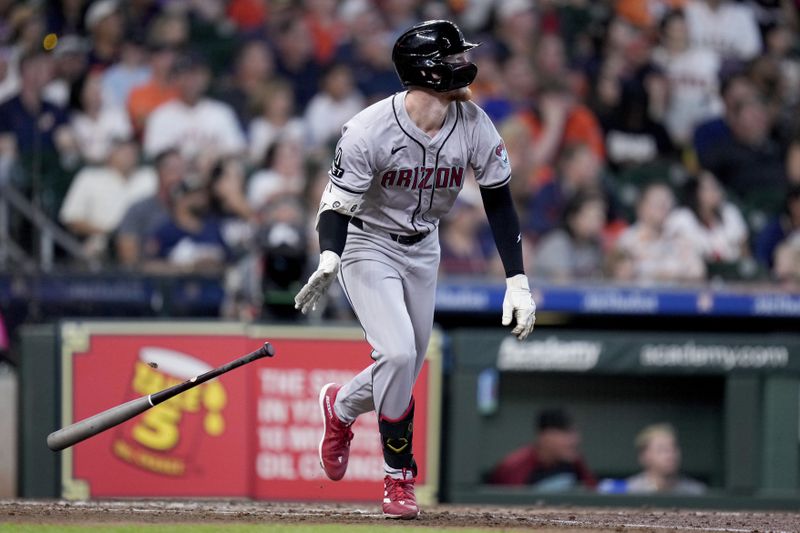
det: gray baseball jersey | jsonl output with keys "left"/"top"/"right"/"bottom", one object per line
{"left": 327, "top": 92, "right": 510, "bottom": 453}
{"left": 325, "top": 91, "right": 511, "bottom": 236}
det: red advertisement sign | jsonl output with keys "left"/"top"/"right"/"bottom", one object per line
{"left": 250, "top": 337, "right": 429, "bottom": 501}
{"left": 70, "top": 334, "right": 251, "bottom": 497}
{"left": 62, "top": 325, "right": 436, "bottom": 503}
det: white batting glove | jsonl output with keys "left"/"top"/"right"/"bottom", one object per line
{"left": 294, "top": 251, "right": 341, "bottom": 314}
{"left": 501, "top": 274, "right": 536, "bottom": 340}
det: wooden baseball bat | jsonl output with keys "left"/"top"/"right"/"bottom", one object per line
{"left": 47, "top": 341, "right": 275, "bottom": 452}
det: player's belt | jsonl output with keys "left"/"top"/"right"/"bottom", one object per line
{"left": 349, "top": 217, "right": 430, "bottom": 245}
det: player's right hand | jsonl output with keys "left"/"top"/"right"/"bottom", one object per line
{"left": 501, "top": 274, "right": 536, "bottom": 340}
{"left": 294, "top": 250, "right": 341, "bottom": 314}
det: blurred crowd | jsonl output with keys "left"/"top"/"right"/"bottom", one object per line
{"left": 1, "top": 0, "right": 799, "bottom": 317}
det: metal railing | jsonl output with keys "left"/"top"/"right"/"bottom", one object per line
{"left": 0, "top": 182, "right": 98, "bottom": 272}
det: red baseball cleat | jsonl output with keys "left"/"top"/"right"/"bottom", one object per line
{"left": 382, "top": 474, "right": 419, "bottom": 519}
{"left": 318, "top": 383, "right": 353, "bottom": 481}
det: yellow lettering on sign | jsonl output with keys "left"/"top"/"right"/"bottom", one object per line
{"left": 132, "top": 403, "right": 181, "bottom": 450}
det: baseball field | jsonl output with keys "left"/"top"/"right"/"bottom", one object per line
{"left": 2, "top": 500, "right": 799, "bottom": 532}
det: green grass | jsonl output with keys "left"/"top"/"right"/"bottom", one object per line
{"left": 0, "top": 525, "right": 527, "bottom": 533}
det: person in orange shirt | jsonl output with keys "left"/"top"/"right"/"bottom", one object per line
{"left": 127, "top": 42, "right": 178, "bottom": 137}
{"left": 519, "top": 78, "right": 606, "bottom": 188}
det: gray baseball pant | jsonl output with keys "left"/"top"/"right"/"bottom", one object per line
{"left": 333, "top": 222, "right": 439, "bottom": 422}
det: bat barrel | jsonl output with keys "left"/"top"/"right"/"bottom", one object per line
{"left": 46, "top": 396, "right": 153, "bottom": 451}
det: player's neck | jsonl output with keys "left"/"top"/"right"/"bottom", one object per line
{"left": 405, "top": 89, "right": 450, "bottom": 138}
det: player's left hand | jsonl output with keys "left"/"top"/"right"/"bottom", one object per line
{"left": 501, "top": 274, "right": 536, "bottom": 340}
{"left": 294, "top": 250, "right": 341, "bottom": 314}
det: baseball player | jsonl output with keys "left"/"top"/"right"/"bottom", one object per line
{"left": 294, "top": 20, "right": 536, "bottom": 519}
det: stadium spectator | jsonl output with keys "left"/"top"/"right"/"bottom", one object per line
{"left": 216, "top": 40, "right": 274, "bottom": 129}
{"left": 101, "top": 37, "right": 150, "bottom": 110}
{"left": 526, "top": 143, "right": 613, "bottom": 239}
{"left": 272, "top": 17, "right": 321, "bottom": 110}
{"left": 493, "top": 0, "right": 539, "bottom": 62}
{"left": 84, "top": 0, "right": 124, "bottom": 70}
{"left": 304, "top": 0, "right": 347, "bottom": 65}
{"left": 0, "top": 51, "right": 70, "bottom": 158}
{"left": 5, "top": 5, "right": 46, "bottom": 60}
{"left": 522, "top": 78, "right": 606, "bottom": 185}
{"left": 143, "top": 51, "right": 245, "bottom": 161}
{"left": 120, "top": 0, "right": 163, "bottom": 43}
{"left": 304, "top": 64, "right": 364, "bottom": 150}
{"left": 248, "top": 80, "right": 305, "bottom": 166}
{"left": 773, "top": 232, "right": 800, "bottom": 285}
{"left": 126, "top": 40, "right": 177, "bottom": 136}
{"left": 488, "top": 408, "right": 597, "bottom": 491}
{"left": 247, "top": 137, "right": 306, "bottom": 211}
{"left": 695, "top": 75, "right": 785, "bottom": 213}
{"left": 439, "top": 188, "right": 499, "bottom": 278}
{"left": 626, "top": 423, "right": 706, "bottom": 495}
{"left": 226, "top": 0, "right": 267, "bottom": 32}
{"left": 665, "top": 171, "right": 748, "bottom": 263}
{"left": 69, "top": 70, "right": 132, "bottom": 165}
{"left": 116, "top": 148, "right": 184, "bottom": 267}
{"left": 601, "top": 77, "right": 675, "bottom": 174}
{"left": 614, "top": 182, "right": 706, "bottom": 282}
{"left": 346, "top": 20, "right": 400, "bottom": 103}
{"left": 45, "top": 0, "right": 86, "bottom": 37}
{"left": 756, "top": 185, "right": 800, "bottom": 269}
{"left": 533, "top": 191, "right": 607, "bottom": 281}
{"left": 208, "top": 157, "right": 253, "bottom": 254}
{"left": 42, "top": 35, "right": 89, "bottom": 108}
{"left": 59, "top": 138, "right": 154, "bottom": 258}
{"left": 0, "top": 50, "right": 78, "bottom": 216}
{"left": 652, "top": 10, "right": 723, "bottom": 147}
{"left": 144, "top": 175, "right": 231, "bottom": 274}
{"left": 479, "top": 54, "right": 537, "bottom": 124}
{"left": 0, "top": 47, "right": 18, "bottom": 105}
{"left": 763, "top": 22, "right": 800, "bottom": 113}
{"left": 684, "top": 0, "right": 762, "bottom": 63}
{"left": 146, "top": 11, "right": 189, "bottom": 50}
{"left": 692, "top": 72, "right": 751, "bottom": 158}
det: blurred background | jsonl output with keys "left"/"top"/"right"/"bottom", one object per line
{"left": 2, "top": 0, "right": 800, "bottom": 510}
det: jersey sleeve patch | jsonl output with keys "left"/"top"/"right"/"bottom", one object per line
{"left": 494, "top": 141, "right": 510, "bottom": 168}
{"left": 328, "top": 126, "right": 373, "bottom": 193}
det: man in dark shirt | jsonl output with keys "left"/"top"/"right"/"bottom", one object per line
{"left": 0, "top": 50, "right": 74, "bottom": 218}
{"left": 696, "top": 76, "right": 785, "bottom": 213}
{"left": 0, "top": 51, "right": 69, "bottom": 157}
{"left": 488, "top": 409, "right": 597, "bottom": 491}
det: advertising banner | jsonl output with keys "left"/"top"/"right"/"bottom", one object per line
{"left": 250, "top": 337, "right": 431, "bottom": 501}
{"left": 451, "top": 328, "right": 800, "bottom": 375}
{"left": 65, "top": 330, "right": 252, "bottom": 498}
{"left": 58, "top": 323, "right": 440, "bottom": 503}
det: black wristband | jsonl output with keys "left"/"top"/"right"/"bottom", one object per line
{"left": 318, "top": 210, "right": 350, "bottom": 256}
{"left": 480, "top": 183, "right": 525, "bottom": 277}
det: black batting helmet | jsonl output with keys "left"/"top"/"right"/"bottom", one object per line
{"left": 392, "top": 20, "right": 480, "bottom": 93}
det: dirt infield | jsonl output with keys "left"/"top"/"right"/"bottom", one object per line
{"left": 2, "top": 500, "right": 799, "bottom": 532}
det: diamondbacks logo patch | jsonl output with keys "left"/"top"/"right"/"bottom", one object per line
{"left": 330, "top": 147, "right": 344, "bottom": 178}
{"left": 495, "top": 141, "right": 509, "bottom": 167}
